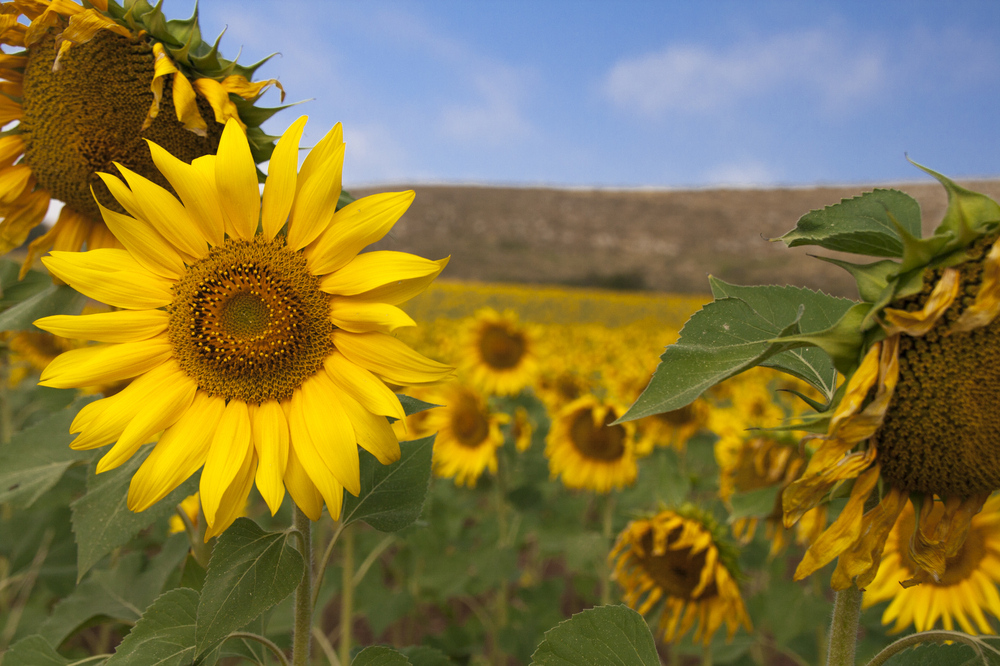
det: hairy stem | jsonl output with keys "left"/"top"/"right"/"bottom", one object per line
{"left": 826, "top": 586, "right": 863, "bottom": 666}
{"left": 227, "top": 632, "right": 291, "bottom": 666}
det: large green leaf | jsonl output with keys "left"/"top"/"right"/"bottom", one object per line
{"left": 399, "top": 645, "right": 454, "bottom": 666}
{"left": 779, "top": 188, "right": 922, "bottom": 257}
{"left": 620, "top": 283, "right": 852, "bottom": 422}
{"left": 727, "top": 486, "right": 781, "bottom": 522}
{"left": 882, "top": 640, "right": 1000, "bottom": 665}
{"left": 0, "top": 635, "right": 72, "bottom": 665}
{"left": 102, "top": 588, "right": 200, "bottom": 666}
{"left": 194, "top": 517, "right": 304, "bottom": 656}
{"left": 38, "top": 537, "right": 189, "bottom": 648}
{"left": 0, "top": 283, "right": 86, "bottom": 332}
{"left": 353, "top": 646, "right": 412, "bottom": 665}
{"left": 342, "top": 435, "right": 435, "bottom": 532}
{"left": 530, "top": 605, "right": 659, "bottom": 666}
{"left": 0, "top": 400, "right": 92, "bottom": 508}
{"left": 71, "top": 447, "right": 200, "bottom": 580}
{"left": 398, "top": 393, "right": 439, "bottom": 417}
{"left": 0, "top": 262, "right": 51, "bottom": 310}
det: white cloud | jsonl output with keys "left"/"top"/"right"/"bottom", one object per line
{"left": 702, "top": 160, "right": 781, "bottom": 188}
{"left": 343, "top": 123, "right": 415, "bottom": 184}
{"left": 602, "top": 30, "right": 885, "bottom": 117}
{"left": 439, "top": 68, "right": 532, "bottom": 146}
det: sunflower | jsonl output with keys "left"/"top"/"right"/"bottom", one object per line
{"left": 34, "top": 116, "right": 452, "bottom": 538}
{"left": 863, "top": 494, "right": 1000, "bottom": 635}
{"left": 0, "top": 0, "right": 285, "bottom": 272}
{"left": 610, "top": 507, "right": 752, "bottom": 646}
{"left": 426, "top": 381, "right": 507, "bottom": 487}
{"left": 509, "top": 405, "right": 533, "bottom": 452}
{"left": 545, "top": 394, "right": 637, "bottom": 493}
{"left": 634, "top": 397, "right": 709, "bottom": 455}
{"left": 460, "top": 308, "right": 538, "bottom": 397}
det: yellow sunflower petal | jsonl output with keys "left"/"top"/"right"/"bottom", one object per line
{"left": 332, "top": 330, "right": 453, "bottom": 386}
{"left": 323, "top": 351, "right": 405, "bottom": 420}
{"left": 95, "top": 172, "right": 144, "bottom": 219}
{"left": 299, "top": 373, "right": 360, "bottom": 496}
{"left": 831, "top": 486, "right": 907, "bottom": 590}
{"left": 35, "top": 309, "right": 168, "bottom": 343}
{"left": 0, "top": 189, "right": 49, "bottom": 255}
{"left": 321, "top": 251, "right": 447, "bottom": 296}
{"left": 287, "top": 142, "right": 344, "bottom": 251}
{"left": 883, "top": 267, "right": 960, "bottom": 337}
{"left": 96, "top": 371, "right": 198, "bottom": 474}
{"left": 305, "top": 191, "right": 416, "bottom": 275}
{"left": 251, "top": 400, "right": 289, "bottom": 516}
{"left": 338, "top": 391, "right": 400, "bottom": 466}
{"left": 953, "top": 240, "right": 1000, "bottom": 332}
{"left": 261, "top": 116, "right": 308, "bottom": 240}
{"left": 0, "top": 134, "right": 24, "bottom": 166}
{"left": 54, "top": 8, "right": 130, "bottom": 64}
{"left": 0, "top": 165, "right": 34, "bottom": 204}
{"left": 143, "top": 43, "right": 176, "bottom": 130}
{"left": 39, "top": 336, "right": 172, "bottom": 389}
{"left": 193, "top": 77, "right": 243, "bottom": 128}
{"left": 114, "top": 162, "right": 209, "bottom": 259}
{"left": 171, "top": 70, "right": 208, "bottom": 136}
{"left": 127, "top": 392, "right": 225, "bottom": 512}
{"left": 42, "top": 249, "right": 173, "bottom": 309}
{"left": 145, "top": 140, "right": 225, "bottom": 246}
{"left": 215, "top": 118, "right": 260, "bottom": 240}
{"left": 794, "top": 464, "right": 881, "bottom": 581}
{"left": 329, "top": 299, "right": 416, "bottom": 334}
{"left": 204, "top": 451, "right": 257, "bottom": 540}
{"left": 284, "top": 432, "right": 324, "bottom": 521}
{"left": 94, "top": 196, "right": 185, "bottom": 279}
{"left": 296, "top": 123, "right": 343, "bottom": 196}
{"left": 220, "top": 74, "right": 285, "bottom": 102}
{"left": 287, "top": 389, "right": 346, "bottom": 519}
{"left": 342, "top": 257, "right": 450, "bottom": 306}
{"left": 200, "top": 400, "right": 253, "bottom": 527}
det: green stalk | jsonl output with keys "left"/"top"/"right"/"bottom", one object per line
{"left": 600, "top": 494, "right": 616, "bottom": 605}
{"left": 826, "top": 586, "right": 863, "bottom": 666}
{"left": 292, "top": 507, "right": 313, "bottom": 666}
{"left": 339, "top": 523, "right": 355, "bottom": 666}
{"left": 492, "top": 457, "right": 510, "bottom": 666}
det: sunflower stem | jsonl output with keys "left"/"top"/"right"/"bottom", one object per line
{"left": 825, "top": 585, "right": 863, "bottom": 666}
{"left": 600, "top": 494, "right": 616, "bottom": 606}
{"left": 339, "top": 523, "right": 355, "bottom": 666}
{"left": 493, "top": 456, "right": 510, "bottom": 666}
{"left": 292, "top": 507, "right": 313, "bottom": 666}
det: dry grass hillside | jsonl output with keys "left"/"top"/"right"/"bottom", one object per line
{"left": 358, "top": 180, "right": 1000, "bottom": 298}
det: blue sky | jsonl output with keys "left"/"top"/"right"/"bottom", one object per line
{"left": 195, "top": 0, "right": 1000, "bottom": 188}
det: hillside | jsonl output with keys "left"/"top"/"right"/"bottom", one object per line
{"left": 359, "top": 180, "right": 1000, "bottom": 298}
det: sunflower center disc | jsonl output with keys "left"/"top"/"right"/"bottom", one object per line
{"left": 569, "top": 408, "right": 626, "bottom": 461}
{"left": 451, "top": 392, "right": 489, "bottom": 447}
{"left": 168, "top": 237, "right": 335, "bottom": 404}
{"left": 638, "top": 529, "right": 716, "bottom": 600}
{"left": 479, "top": 324, "right": 525, "bottom": 370}
{"left": 874, "top": 239, "right": 1000, "bottom": 496}
{"left": 20, "top": 31, "right": 223, "bottom": 221}
{"left": 658, "top": 404, "right": 696, "bottom": 427}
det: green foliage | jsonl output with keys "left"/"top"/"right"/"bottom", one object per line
{"left": 778, "top": 188, "right": 922, "bottom": 257}
{"left": 71, "top": 451, "right": 199, "bottom": 580}
{"left": 398, "top": 393, "right": 439, "bottom": 417}
{"left": 399, "top": 645, "right": 455, "bottom": 666}
{"left": 194, "top": 517, "right": 303, "bottom": 656}
{"left": 727, "top": 486, "right": 781, "bottom": 522}
{"left": 0, "top": 283, "right": 86, "bottom": 332}
{"left": 0, "top": 400, "right": 92, "bottom": 508}
{"left": 530, "top": 605, "right": 659, "bottom": 666}
{"left": 353, "top": 645, "right": 414, "bottom": 665}
{"left": 342, "top": 435, "right": 435, "bottom": 532}
{"left": 621, "top": 282, "right": 853, "bottom": 421}
{"left": 881, "top": 640, "right": 1000, "bottom": 666}
{"left": 0, "top": 635, "right": 71, "bottom": 665}
{"left": 102, "top": 588, "right": 203, "bottom": 666}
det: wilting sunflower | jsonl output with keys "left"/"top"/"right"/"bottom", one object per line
{"left": 426, "top": 381, "right": 507, "bottom": 487}
{"left": 863, "top": 494, "right": 1000, "bottom": 635}
{"left": 610, "top": 506, "right": 751, "bottom": 646}
{"left": 34, "top": 116, "right": 452, "bottom": 538}
{"left": 0, "top": 0, "right": 285, "bottom": 271}
{"left": 623, "top": 171, "right": 1000, "bottom": 590}
{"left": 461, "top": 307, "right": 538, "bottom": 397}
{"left": 545, "top": 394, "right": 637, "bottom": 493}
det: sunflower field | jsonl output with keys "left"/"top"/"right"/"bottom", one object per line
{"left": 3, "top": 1, "right": 1000, "bottom": 666}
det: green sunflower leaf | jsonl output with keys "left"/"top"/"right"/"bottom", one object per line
{"left": 342, "top": 435, "right": 435, "bottom": 532}
{"left": 727, "top": 486, "right": 782, "bottom": 522}
{"left": 0, "top": 283, "right": 86, "bottom": 332}
{"left": 398, "top": 394, "right": 439, "bottom": 417}
{"left": 38, "top": 538, "right": 190, "bottom": 648}
{"left": 0, "top": 635, "right": 71, "bottom": 665}
{"left": 0, "top": 260, "right": 49, "bottom": 308}
{"left": 194, "top": 517, "right": 304, "bottom": 657}
{"left": 529, "top": 605, "right": 659, "bottom": 666}
{"left": 620, "top": 282, "right": 853, "bottom": 422}
{"left": 0, "top": 399, "right": 92, "bottom": 508}
{"left": 353, "top": 646, "right": 413, "bottom": 665}
{"left": 71, "top": 448, "right": 199, "bottom": 580}
{"left": 778, "top": 188, "right": 922, "bottom": 257}
{"left": 102, "top": 588, "right": 200, "bottom": 666}
{"left": 879, "top": 639, "right": 1000, "bottom": 665}
{"left": 399, "top": 645, "right": 456, "bottom": 666}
